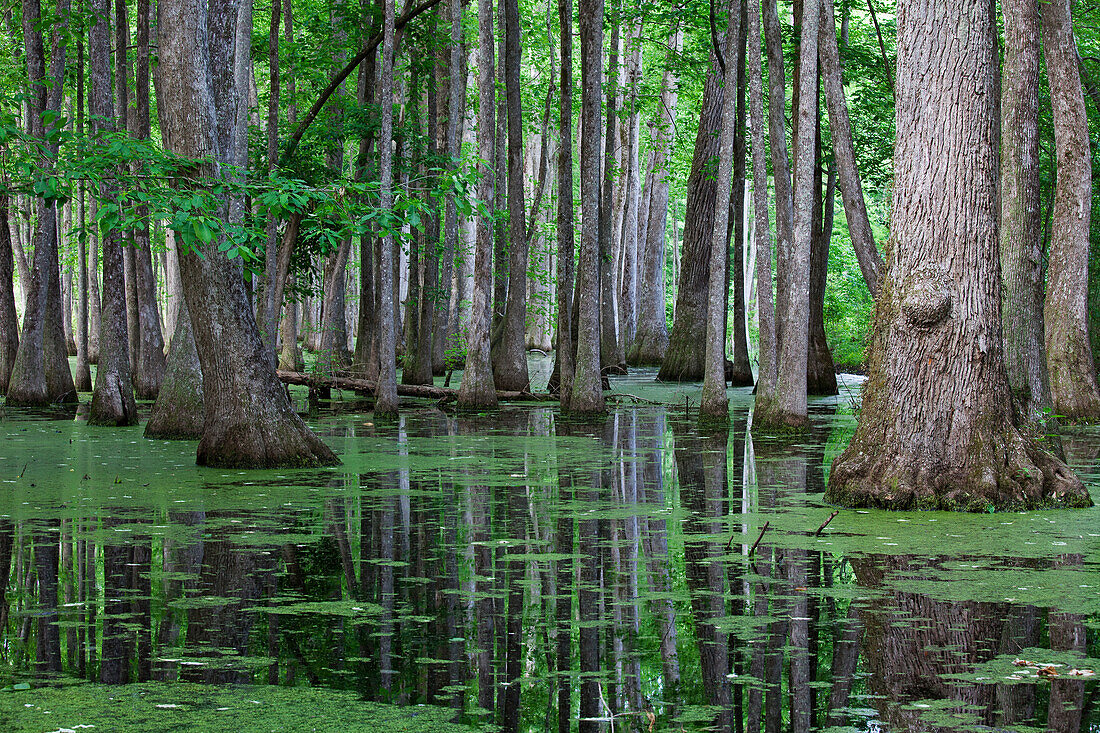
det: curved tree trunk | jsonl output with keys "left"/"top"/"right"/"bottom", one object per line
{"left": 1041, "top": 0, "right": 1100, "bottom": 420}
{"left": 157, "top": 0, "right": 338, "bottom": 466}
{"left": 457, "top": 0, "right": 499, "bottom": 409}
{"left": 826, "top": 0, "right": 1090, "bottom": 511}
{"left": 144, "top": 300, "right": 204, "bottom": 439}
{"left": 656, "top": 52, "right": 724, "bottom": 383}
{"left": 1000, "top": 0, "right": 1052, "bottom": 432}
{"left": 628, "top": 29, "right": 681, "bottom": 367}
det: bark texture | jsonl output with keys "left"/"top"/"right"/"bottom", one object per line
{"left": 1041, "top": 0, "right": 1100, "bottom": 420}
{"left": 826, "top": 0, "right": 1090, "bottom": 511}
{"left": 457, "top": 0, "right": 499, "bottom": 409}
{"left": 0, "top": 198, "right": 19, "bottom": 393}
{"left": 144, "top": 301, "right": 204, "bottom": 439}
{"left": 156, "top": 0, "right": 338, "bottom": 466}
{"left": 1000, "top": 0, "right": 1052, "bottom": 432}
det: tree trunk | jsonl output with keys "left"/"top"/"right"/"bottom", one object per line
{"left": 6, "top": 0, "right": 76, "bottom": 406}
{"left": 599, "top": 23, "right": 622, "bottom": 373}
{"left": 157, "top": 0, "right": 338, "bottom": 466}
{"left": 1041, "top": 0, "right": 1100, "bottom": 420}
{"left": 145, "top": 300, "right": 205, "bottom": 439}
{"left": 628, "top": 29, "right": 681, "bottom": 366}
{"left": 999, "top": 0, "right": 1052, "bottom": 432}
{"left": 457, "top": 0, "right": 499, "bottom": 409}
{"left": 807, "top": 106, "right": 837, "bottom": 396}
{"left": 490, "top": 0, "right": 530, "bottom": 391}
{"left": 729, "top": 6, "right": 754, "bottom": 388}
{"left": 825, "top": 0, "right": 1090, "bottom": 511}
{"left": 374, "top": 0, "right": 400, "bottom": 415}
{"left": 818, "top": 0, "right": 884, "bottom": 299}
{"left": 701, "top": 0, "right": 742, "bottom": 419}
{"left": 618, "top": 19, "right": 643, "bottom": 353}
{"left": 89, "top": 0, "right": 138, "bottom": 426}
{"left": 437, "top": 0, "right": 465, "bottom": 371}
{"left": 0, "top": 197, "right": 19, "bottom": 393}
{"left": 657, "top": 46, "right": 726, "bottom": 382}
{"left": 569, "top": 0, "right": 604, "bottom": 413}
{"left": 131, "top": 0, "right": 166, "bottom": 400}
{"left": 553, "top": 0, "right": 576, "bottom": 406}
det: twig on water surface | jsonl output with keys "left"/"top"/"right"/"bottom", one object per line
{"left": 815, "top": 510, "right": 840, "bottom": 536}
{"left": 748, "top": 521, "right": 770, "bottom": 556}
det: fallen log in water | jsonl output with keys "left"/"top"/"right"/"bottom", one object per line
{"left": 276, "top": 370, "right": 555, "bottom": 403}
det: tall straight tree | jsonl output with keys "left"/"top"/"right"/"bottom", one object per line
{"left": 89, "top": 0, "right": 137, "bottom": 425}
{"left": 628, "top": 28, "right": 681, "bottom": 366}
{"left": 1041, "top": 0, "right": 1100, "bottom": 420}
{"left": 131, "top": 0, "right": 166, "bottom": 400}
{"left": 570, "top": 0, "right": 604, "bottom": 412}
{"left": 7, "top": 0, "right": 76, "bottom": 406}
{"left": 1000, "top": 0, "right": 1052, "bottom": 431}
{"left": 374, "top": 0, "right": 400, "bottom": 415}
{"left": 826, "top": 0, "right": 1090, "bottom": 511}
{"left": 491, "top": 0, "right": 530, "bottom": 391}
{"left": 0, "top": 197, "right": 18, "bottom": 392}
{"left": 156, "top": 0, "right": 339, "bottom": 465}
{"left": 554, "top": 0, "right": 576, "bottom": 407}
{"left": 458, "top": 0, "right": 499, "bottom": 408}
{"left": 701, "top": 0, "right": 742, "bottom": 420}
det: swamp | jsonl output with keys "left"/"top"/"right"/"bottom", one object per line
{"left": 1, "top": 366, "right": 1098, "bottom": 731}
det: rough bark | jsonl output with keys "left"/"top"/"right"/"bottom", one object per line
{"left": 436, "top": 0, "right": 465, "bottom": 371}
{"left": 999, "top": 0, "right": 1052, "bottom": 433}
{"left": 807, "top": 109, "right": 837, "bottom": 396}
{"left": 374, "top": 0, "right": 400, "bottom": 415}
{"left": 618, "top": 19, "right": 643, "bottom": 351}
{"left": 6, "top": 0, "right": 76, "bottom": 406}
{"left": 157, "top": 0, "right": 338, "bottom": 466}
{"left": 825, "top": 0, "right": 1090, "bottom": 511}
{"left": 457, "top": 0, "right": 499, "bottom": 409}
{"left": 729, "top": 7, "right": 753, "bottom": 388}
{"left": 490, "top": 0, "right": 531, "bottom": 391}
{"left": 657, "top": 46, "right": 727, "bottom": 382}
{"left": 598, "top": 23, "right": 622, "bottom": 372}
{"left": 89, "top": 0, "right": 138, "bottom": 426}
{"left": 628, "top": 30, "right": 681, "bottom": 366}
{"left": 701, "top": 0, "right": 742, "bottom": 419}
{"left": 553, "top": 0, "right": 576, "bottom": 405}
{"left": 131, "top": 0, "right": 166, "bottom": 400}
{"left": 1041, "top": 0, "right": 1100, "bottom": 420}
{"left": 144, "top": 300, "right": 205, "bottom": 439}
{"left": 569, "top": 0, "right": 604, "bottom": 412}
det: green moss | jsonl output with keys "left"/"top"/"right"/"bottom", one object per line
{"left": 0, "top": 682, "right": 477, "bottom": 732}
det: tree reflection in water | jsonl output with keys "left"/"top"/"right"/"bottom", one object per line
{"left": 0, "top": 402, "right": 1097, "bottom": 732}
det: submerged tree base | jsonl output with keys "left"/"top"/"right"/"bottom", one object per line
{"left": 196, "top": 416, "right": 339, "bottom": 469}
{"left": 826, "top": 431, "right": 1093, "bottom": 511}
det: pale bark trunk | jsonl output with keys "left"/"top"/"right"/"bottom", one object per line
{"left": 826, "top": 0, "right": 1090, "bottom": 511}
{"left": 569, "top": 0, "right": 604, "bottom": 412}
{"left": 628, "top": 29, "right": 681, "bottom": 366}
{"left": 818, "top": 0, "right": 884, "bottom": 298}
{"left": 553, "top": 0, "right": 576, "bottom": 406}
{"left": 618, "top": 19, "right": 643, "bottom": 351}
{"left": 375, "top": 0, "right": 399, "bottom": 415}
{"left": 457, "top": 0, "right": 499, "bottom": 408}
{"left": 729, "top": 7, "right": 754, "bottom": 388}
{"left": 437, "top": 0, "right": 465, "bottom": 370}
{"left": 701, "top": 0, "right": 742, "bottom": 419}
{"left": 1000, "top": 0, "right": 1052, "bottom": 432}
{"left": 261, "top": 0, "right": 281, "bottom": 356}
{"left": 1041, "top": 0, "right": 1100, "bottom": 420}
{"left": 599, "top": 25, "right": 622, "bottom": 372}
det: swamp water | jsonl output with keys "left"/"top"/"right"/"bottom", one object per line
{"left": 0, "top": 371, "right": 1097, "bottom": 732}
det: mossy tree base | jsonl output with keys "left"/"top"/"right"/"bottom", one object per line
{"left": 196, "top": 415, "right": 339, "bottom": 469}
{"left": 626, "top": 331, "right": 668, "bottom": 367}
{"left": 826, "top": 428, "right": 1092, "bottom": 511}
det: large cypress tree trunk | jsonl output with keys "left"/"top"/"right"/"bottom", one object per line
{"left": 88, "top": 0, "right": 138, "bottom": 426}
{"left": 628, "top": 29, "right": 681, "bottom": 367}
{"left": 7, "top": 0, "right": 76, "bottom": 406}
{"left": 569, "top": 0, "right": 604, "bottom": 412}
{"left": 156, "top": 0, "right": 338, "bottom": 466}
{"left": 145, "top": 301, "right": 204, "bottom": 439}
{"left": 1041, "top": 0, "right": 1100, "bottom": 420}
{"left": 1000, "top": 0, "right": 1052, "bottom": 432}
{"left": 491, "top": 0, "right": 530, "bottom": 391}
{"left": 657, "top": 33, "right": 731, "bottom": 383}
{"left": 826, "top": 0, "right": 1090, "bottom": 511}
{"left": 374, "top": 0, "right": 400, "bottom": 415}
{"left": 457, "top": 0, "right": 499, "bottom": 409}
